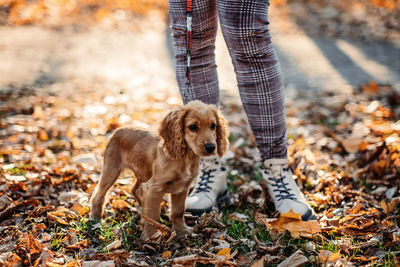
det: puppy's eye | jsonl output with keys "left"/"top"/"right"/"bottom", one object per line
{"left": 188, "top": 125, "right": 198, "bottom": 132}
{"left": 211, "top": 123, "right": 216, "bottom": 130}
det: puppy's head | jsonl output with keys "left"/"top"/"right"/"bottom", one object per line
{"left": 159, "top": 100, "right": 229, "bottom": 159}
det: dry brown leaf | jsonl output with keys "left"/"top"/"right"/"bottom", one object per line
{"left": 318, "top": 250, "right": 344, "bottom": 265}
{"left": 361, "top": 81, "right": 380, "bottom": 94}
{"left": 47, "top": 212, "right": 68, "bottom": 225}
{"left": 353, "top": 256, "right": 378, "bottom": 262}
{"left": 46, "top": 263, "right": 65, "bottom": 267}
{"left": 172, "top": 254, "right": 216, "bottom": 266}
{"left": 112, "top": 199, "right": 129, "bottom": 210}
{"left": 277, "top": 250, "right": 308, "bottom": 267}
{"left": 162, "top": 251, "right": 172, "bottom": 259}
{"left": 39, "top": 129, "right": 49, "bottom": 141}
{"left": 262, "top": 210, "right": 321, "bottom": 238}
{"left": 217, "top": 248, "right": 231, "bottom": 257}
{"left": 7, "top": 252, "right": 23, "bottom": 266}
{"left": 104, "top": 240, "right": 121, "bottom": 252}
{"left": 388, "top": 197, "right": 400, "bottom": 213}
{"left": 380, "top": 200, "right": 388, "bottom": 214}
{"left": 70, "top": 202, "right": 88, "bottom": 216}
{"left": 67, "top": 240, "right": 89, "bottom": 250}
{"left": 335, "top": 135, "right": 362, "bottom": 153}
{"left": 281, "top": 209, "right": 302, "bottom": 220}
{"left": 251, "top": 257, "right": 265, "bottom": 267}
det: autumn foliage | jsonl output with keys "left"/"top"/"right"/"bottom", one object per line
{"left": 0, "top": 0, "right": 399, "bottom": 266}
{"left": 0, "top": 0, "right": 168, "bottom": 26}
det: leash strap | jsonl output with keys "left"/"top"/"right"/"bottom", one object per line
{"left": 184, "top": 0, "right": 193, "bottom": 103}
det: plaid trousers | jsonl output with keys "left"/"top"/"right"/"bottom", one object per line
{"left": 169, "top": 0, "right": 287, "bottom": 160}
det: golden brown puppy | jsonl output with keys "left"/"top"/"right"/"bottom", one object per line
{"left": 90, "top": 100, "right": 229, "bottom": 238}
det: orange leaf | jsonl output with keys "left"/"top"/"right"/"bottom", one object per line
{"left": 380, "top": 200, "right": 388, "bottom": 214}
{"left": 7, "top": 253, "right": 23, "bottom": 266}
{"left": 71, "top": 202, "right": 88, "bottom": 216}
{"left": 217, "top": 248, "right": 231, "bottom": 257}
{"left": 361, "top": 81, "right": 379, "bottom": 94}
{"left": 319, "top": 250, "right": 343, "bottom": 265}
{"left": 281, "top": 209, "right": 302, "bottom": 220}
{"left": 162, "top": 251, "right": 172, "bottom": 259}
{"left": 39, "top": 130, "right": 49, "bottom": 141}
{"left": 262, "top": 211, "right": 321, "bottom": 238}
{"left": 112, "top": 199, "right": 129, "bottom": 210}
{"left": 47, "top": 212, "right": 68, "bottom": 225}
{"left": 251, "top": 257, "right": 265, "bottom": 267}
{"left": 388, "top": 197, "right": 400, "bottom": 213}
{"left": 95, "top": 8, "right": 110, "bottom": 21}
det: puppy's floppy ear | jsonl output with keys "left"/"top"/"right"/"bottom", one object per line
{"left": 159, "top": 108, "right": 188, "bottom": 160}
{"left": 213, "top": 108, "right": 229, "bottom": 157}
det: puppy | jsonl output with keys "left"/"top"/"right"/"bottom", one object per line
{"left": 90, "top": 100, "right": 229, "bottom": 238}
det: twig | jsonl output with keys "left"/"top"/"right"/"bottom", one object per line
{"left": 139, "top": 212, "right": 172, "bottom": 234}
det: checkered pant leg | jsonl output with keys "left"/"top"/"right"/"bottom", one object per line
{"left": 169, "top": 0, "right": 220, "bottom": 105}
{"left": 218, "top": 0, "right": 287, "bottom": 159}
{"left": 168, "top": 0, "right": 287, "bottom": 160}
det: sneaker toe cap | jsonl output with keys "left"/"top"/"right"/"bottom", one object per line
{"left": 185, "top": 195, "right": 214, "bottom": 211}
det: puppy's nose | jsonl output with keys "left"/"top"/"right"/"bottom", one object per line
{"left": 205, "top": 143, "right": 216, "bottom": 154}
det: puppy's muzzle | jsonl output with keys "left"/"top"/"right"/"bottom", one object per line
{"left": 204, "top": 143, "right": 216, "bottom": 154}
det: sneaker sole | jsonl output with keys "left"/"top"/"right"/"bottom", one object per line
{"left": 186, "top": 189, "right": 230, "bottom": 216}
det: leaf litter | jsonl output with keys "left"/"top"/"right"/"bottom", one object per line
{"left": 0, "top": 2, "right": 399, "bottom": 267}
{"left": 1, "top": 73, "right": 399, "bottom": 267}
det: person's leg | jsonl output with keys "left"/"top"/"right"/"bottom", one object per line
{"left": 169, "top": 0, "right": 219, "bottom": 105}
{"left": 169, "top": 0, "right": 229, "bottom": 215}
{"left": 218, "top": 0, "right": 286, "bottom": 159}
{"left": 218, "top": 0, "right": 316, "bottom": 220}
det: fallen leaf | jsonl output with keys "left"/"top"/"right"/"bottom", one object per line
{"left": 380, "top": 200, "right": 388, "bottom": 214}
{"left": 112, "top": 199, "right": 129, "bottom": 210}
{"left": 262, "top": 210, "right": 321, "bottom": 238}
{"left": 161, "top": 251, "right": 172, "bottom": 259}
{"left": 318, "top": 250, "right": 345, "bottom": 265}
{"left": 217, "top": 248, "right": 231, "bottom": 257}
{"left": 251, "top": 257, "right": 265, "bottom": 267}
{"left": 281, "top": 209, "right": 302, "bottom": 220}
{"left": 277, "top": 250, "right": 308, "bottom": 267}
{"left": 104, "top": 240, "right": 121, "bottom": 252}
{"left": 70, "top": 202, "right": 88, "bottom": 216}
{"left": 388, "top": 197, "right": 400, "bottom": 213}
{"left": 47, "top": 212, "right": 68, "bottom": 225}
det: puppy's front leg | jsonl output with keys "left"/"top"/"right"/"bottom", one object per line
{"left": 171, "top": 189, "right": 193, "bottom": 236}
{"left": 142, "top": 186, "right": 164, "bottom": 239}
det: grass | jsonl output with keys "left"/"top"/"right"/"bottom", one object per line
{"left": 256, "top": 224, "right": 272, "bottom": 243}
{"left": 45, "top": 206, "right": 398, "bottom": 267}
{"left": 44, "top": 163, "right": 396, "bottom": 267}
{"left": 50, "top": 227, "right": 66, "bottom": 251}
{"left": 227, "top": 219, "right": 250, "bottom": 240}
{"left": 120, "top": 213, "right": 141, "bottom": 251}
{"left": 9, "top": 167, "right": 25, "bottom": 175}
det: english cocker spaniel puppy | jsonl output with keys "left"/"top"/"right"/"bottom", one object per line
{"left": 90, "top": 100, "right": 229, "bottom": 238}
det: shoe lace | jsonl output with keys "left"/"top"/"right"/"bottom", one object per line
{"left": 194, "top": 168, "right": 217, "bottom": 193}
{"left": 265, "top": 167, "right": 297, "bottom": 202}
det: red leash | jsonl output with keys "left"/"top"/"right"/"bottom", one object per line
{"left": 184, "top": 0, "right": 193, "bottom": 103}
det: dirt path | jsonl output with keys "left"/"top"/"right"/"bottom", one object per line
{"left": 0, "top": 17, "right": 178, "bottom": 100}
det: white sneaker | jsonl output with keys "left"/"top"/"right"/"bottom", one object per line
{"left": 262, "top": 158, "right": 317, "bottom": 221}
{"left": 185, "top": 157, "right": 230, "bottom": 216}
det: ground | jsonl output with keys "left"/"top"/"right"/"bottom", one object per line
{"left": 0, "top": 1, "right": 399, "bottom": 266}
